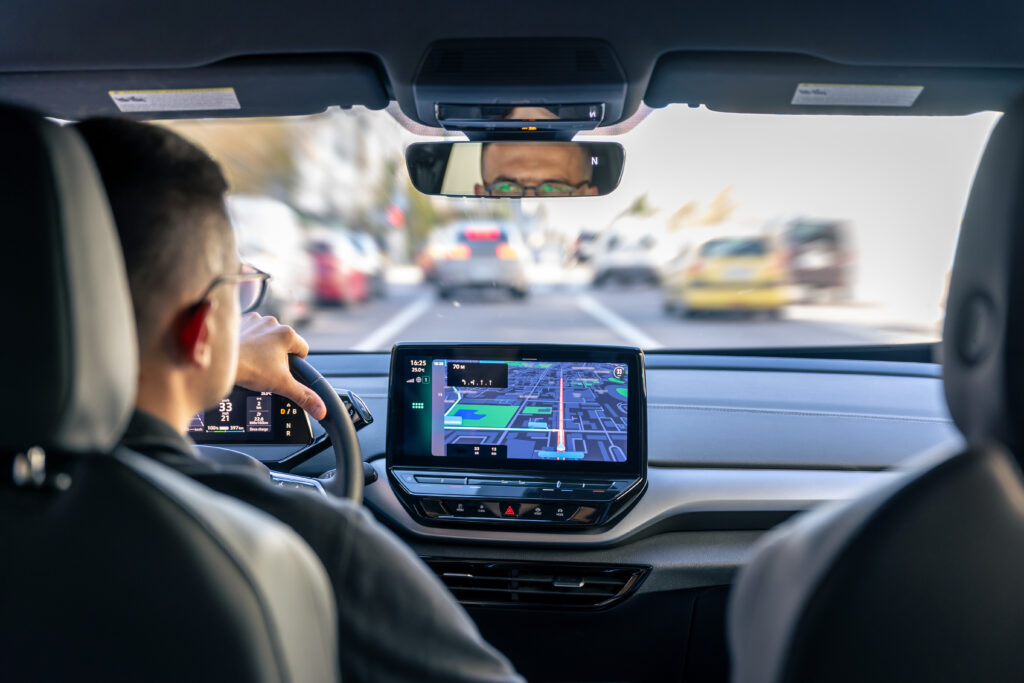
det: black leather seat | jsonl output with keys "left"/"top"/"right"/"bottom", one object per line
{"left": 0, "top": 106, "right": 340, "bottom": 682}
{"left": 728, "top": 103, "right": 1024, "bottom": 683}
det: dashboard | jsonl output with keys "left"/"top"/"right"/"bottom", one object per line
{"left": 197, "top": 349, "right": 961, "bottom": 546}
{"left": 199, "top": 347, "right": 961, "bottom": 682}
{"left": 208, "top": 350, "right": 960, "bottom": 534}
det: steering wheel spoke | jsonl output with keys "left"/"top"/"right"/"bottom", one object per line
{"left": 289, "top": 355, "right": 365, "bottom": 503}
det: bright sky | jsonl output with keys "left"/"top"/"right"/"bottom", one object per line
{"left": 532, "top": 105, "right": 1000, "bottom": 321}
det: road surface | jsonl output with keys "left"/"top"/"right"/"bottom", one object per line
{"left": 298, "top": 282, "right": 933, "bottom": 352}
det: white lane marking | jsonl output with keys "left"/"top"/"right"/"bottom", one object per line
{"left": 575, "top": 293, "right": 664, "bottom": 349}
{"left": 350, "top": 293, "right": 434, "bottom": 351}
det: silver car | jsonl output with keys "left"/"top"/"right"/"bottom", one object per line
{"left": 434, "top": 222, "right": 528, "bottom": 299}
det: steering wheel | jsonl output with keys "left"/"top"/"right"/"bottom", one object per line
{"left": 289, "top": 355, "right": 364, "bottom": 503}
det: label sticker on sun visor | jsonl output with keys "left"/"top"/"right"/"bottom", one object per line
{"left": 108, "top": 87, "right": 241, "bottom": 113}
{"left": 791, "top": 83, "right": 923, "bottom": 107}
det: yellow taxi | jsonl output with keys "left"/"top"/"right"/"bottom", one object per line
{"left": 663, "top": 236, "right": 789, "bottom": 317}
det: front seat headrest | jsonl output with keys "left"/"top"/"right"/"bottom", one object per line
{"left": 943, "top": 101, "right": 1024, "bottom": 456}
{"left": 0, "top": 105, "right": 137, "bottom": 454}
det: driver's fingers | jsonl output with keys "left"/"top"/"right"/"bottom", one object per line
{"left": 280, "top": 326, "right": 310, "bottom": 358}
{"left": 284, "top": 377, "right": 328, "bottom": 421}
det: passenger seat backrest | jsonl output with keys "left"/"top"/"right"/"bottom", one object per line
{"left": 728, "top": 102, "right": 1024, "bottom": 683}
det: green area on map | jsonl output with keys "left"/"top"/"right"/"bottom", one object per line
{"left": 450, "top": 403, "right": 519, "bottom": 429}
{"left": 615, "top": 387, "right": 628, "bottom": 398}
{"left": 523, "top": 406, "right": 553, "bottom": 415}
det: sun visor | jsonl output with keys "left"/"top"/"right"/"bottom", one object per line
{"left": 645, "top": 52, "right": 1024, "bottom": 116}
{"left": 0, "top": 54, "right": 389, "bottom": 121}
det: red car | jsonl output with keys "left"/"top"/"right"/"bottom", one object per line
{"left": 309, "top": 233, "right": 369, "bottom": 306}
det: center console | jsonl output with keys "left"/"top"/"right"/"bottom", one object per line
{"left": 386, "top": 343, "right": 647, "bottom": 529}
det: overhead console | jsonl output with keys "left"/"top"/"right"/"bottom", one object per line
{"left": 411, "top": 39, "right": 630, "bottom": 134}
{"left": 386, "top": 343, "right": 647, "bottom": 530}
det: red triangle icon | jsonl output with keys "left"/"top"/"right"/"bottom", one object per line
{"left": 504, "top": 505, "right": 515, "bottom": 516}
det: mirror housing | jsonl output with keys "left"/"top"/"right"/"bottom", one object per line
{"left": 406, "top": 141, "right": 624, "bottom": 198}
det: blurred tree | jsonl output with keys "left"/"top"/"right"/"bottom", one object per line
{"left": 697, "top": 187, "right": 737, "bottom": 225}
{"left": 374, "top": 158, "right": 400, "bottom": 212}
{"left": 667, "top": 200, "right": 699, "bottom": 231}
{"left": 163, "top": 118, "right": 297, "bottom": 197}
{"left": 613, "top": 192, "right": 658, "bottom": 223}
{"left": 404, "top": 179, "right": 441, "bottom": 258}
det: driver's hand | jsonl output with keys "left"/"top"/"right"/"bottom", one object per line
{"left": 235, "top": 313, "right": 328, "bottom": 420}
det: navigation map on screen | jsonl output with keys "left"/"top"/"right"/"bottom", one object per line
{"left": 429, "top": 359, "right": 628, "bottom": 462}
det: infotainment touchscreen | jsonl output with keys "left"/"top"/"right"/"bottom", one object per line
{"left": 388, "top": 344, "right": 646, "bottom": 474}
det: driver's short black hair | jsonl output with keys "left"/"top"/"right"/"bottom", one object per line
{"left": 75, "top": 117, "right": 232, "bottom": 349}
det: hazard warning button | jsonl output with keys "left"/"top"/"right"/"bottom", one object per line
{"left": 499, "top": 503, "right": 519, "bottom": 518}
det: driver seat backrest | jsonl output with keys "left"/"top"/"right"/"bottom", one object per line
{"left": 728, "top": 102, "right": 1024, "bottom": 683}
{"left": 0, "top": 106, "right": 339, "bottom": 682}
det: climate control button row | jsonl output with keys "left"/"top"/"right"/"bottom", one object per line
{"left": 426, "top": 499, "right": 586, "bottom": 522}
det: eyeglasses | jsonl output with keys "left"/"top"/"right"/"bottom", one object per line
{"left": 484, "top": 179, "right": 591, "bottom": 197}
{"left": 193, "top": 263, "right": 271, "bottom": 314}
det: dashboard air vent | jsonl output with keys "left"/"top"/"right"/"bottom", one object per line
{"left": 423, "top": 558, "right": 648, "bottom": 610}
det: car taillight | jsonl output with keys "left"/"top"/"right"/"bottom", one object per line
{"left": 496, "top": 243, "right": 517, "bottom": 260}
{"left": 446, "top": 244, "right": 472, "bottom": 260}
{"left": 687, "top": 261, "right": 704, "bottom": 275}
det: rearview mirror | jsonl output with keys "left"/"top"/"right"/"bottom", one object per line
{"left": 406, "top": 141, "right": 624, "bottom": 197}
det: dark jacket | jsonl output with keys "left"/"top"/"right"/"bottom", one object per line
{"left": 122, "top": 409, "right": 523, "bottom": 683}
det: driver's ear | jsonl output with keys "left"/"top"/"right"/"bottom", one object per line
{"left": 176, "top": 301, "right": 214, "bottom": 369}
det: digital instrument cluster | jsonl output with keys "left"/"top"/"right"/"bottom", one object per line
{"left": 188, "top": 387, "right": 314, "bottom": 445}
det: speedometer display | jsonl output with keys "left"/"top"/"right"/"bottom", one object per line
{"left": 188, "top": 387, "right": 314, "bottom": 445}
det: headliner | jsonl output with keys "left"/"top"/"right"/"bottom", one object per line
{"left": 2, "top": 0, "right": 1023, "bottom": 123}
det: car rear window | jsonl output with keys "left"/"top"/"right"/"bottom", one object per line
{"left": 700, "top": 238, "right": 769, "bottom": 257}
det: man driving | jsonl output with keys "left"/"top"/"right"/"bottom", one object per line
{"left": 75, "top": 117, "right": 524, "bottom": 683}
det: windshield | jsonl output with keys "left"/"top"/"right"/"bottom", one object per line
{"left": 164, "top": 105, "right": 998, "bottom": 352}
